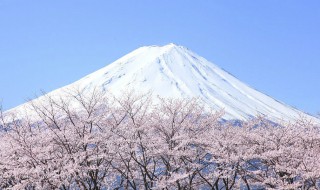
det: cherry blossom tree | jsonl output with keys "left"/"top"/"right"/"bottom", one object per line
{"left": 0, "top": 89, "right": 319, "bottom": 189}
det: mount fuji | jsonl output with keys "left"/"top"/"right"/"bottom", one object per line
{"left": 7, "top": 43, "right": 318, "bottom": 122}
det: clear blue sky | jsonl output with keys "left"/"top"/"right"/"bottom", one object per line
{"left": 0, "top": 0, "right": 319, "bottom": 115}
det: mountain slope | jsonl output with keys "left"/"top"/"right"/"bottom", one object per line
{"left": 8, "top": 43, "right": 318, "bottom": 122}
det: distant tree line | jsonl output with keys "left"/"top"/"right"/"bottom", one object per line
{"left": 0, "top": 89, "right": 319, "bottom": 189}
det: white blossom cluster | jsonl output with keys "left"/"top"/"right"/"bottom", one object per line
{"left": 0, "top": 90, "right": 319, "bottom": 190}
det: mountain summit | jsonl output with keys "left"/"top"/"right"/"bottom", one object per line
{"left": 9, "top": 44, "right": 317, "bottom": 122}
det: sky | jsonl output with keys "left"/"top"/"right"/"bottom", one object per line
{"left": 0, "top": 0, "right": 319, "bottom": 115}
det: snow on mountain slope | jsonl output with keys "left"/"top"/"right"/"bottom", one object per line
{"left": 7, "top": 43, "right": 318, "bottom": 122}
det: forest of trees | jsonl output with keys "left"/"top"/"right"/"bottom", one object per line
{"left": 0, "top": 89, "right": 319, "bottom": 189}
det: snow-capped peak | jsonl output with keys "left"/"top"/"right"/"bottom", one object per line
{"left": 8, "top": 44, "right": 319, "bottom": 123}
